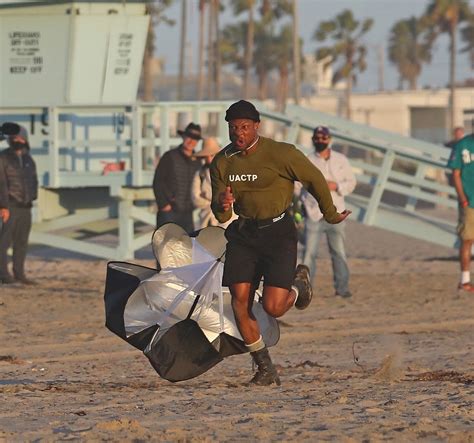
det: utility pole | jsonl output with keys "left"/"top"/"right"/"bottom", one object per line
{"left": 206, "top": 0, "right": 215, "bottom": 99}
{"left": 197, "top": 0, "right": 206, "bottom": 100}
{"left": 292, "top": 0, "right": 301, "bottom": 104}
{"left": 243, "top": 0, "right": 254, "bottom": 99}
{"left": 177, "top": 0, "right": 187, "bottom": 100}
{"left": 214, "top": 0, "right": 221, "bottom": 99}
{"left": 377, "top": 44, "right": 385, "bottom": 92}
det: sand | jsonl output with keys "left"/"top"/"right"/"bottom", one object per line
{"left": 1, "top": 220, "right": 473, "bottom": 442}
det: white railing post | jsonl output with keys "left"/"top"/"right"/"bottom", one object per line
{"left": 47, "top": 106, "right": 59, "bottom": 187}
{"left": 160, "top": 104, "right": 170, "bottom": 155}
{"left": 131, "top": 104, "right": 142, "bottom": 186}
{"left": 118, "top": 195, "right": 134, "bottom": 259}
{"left": 192, "top": 104, "right": 200, "bottom": 125}
{"left": 287, "top": 121, "right": 301, "bottom": 145}
{"left": 405, "top": 164, "right": 427, "bottom": 212}
{"left": 363, "top": 150, "right": 395, "bottom": 225}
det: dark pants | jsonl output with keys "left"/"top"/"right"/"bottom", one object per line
{"left": 156, "top": 209, "right": 194, "bottom": 233}
{"left": 0, "top": 206, "right": 32, "bottom": 279}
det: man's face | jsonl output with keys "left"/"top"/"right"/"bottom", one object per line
{"left": 9, "top": 136, "right": 28, "bottom": 155}
{"left": 312, "top": 133, "right": 331, "bottom": 153}
{"left": 228, "top": 118, "right": 259, "bottom": 151}
{"left": 182, "top": 136, "right": 199, "bottom": 153}
{"left": 9, "top": 135, "right": 26, "bottom": 145}
{"left": 454, "top": 128, "right": 465, "bottom": 141}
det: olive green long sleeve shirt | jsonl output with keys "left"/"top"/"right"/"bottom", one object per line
{"left": 210, "top": 136, "right": 339, "bottom": 224}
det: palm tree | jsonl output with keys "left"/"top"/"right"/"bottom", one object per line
{"left": 142, "top": 0, "right": 175, "bottom": 101}
{"left": 229, "top": 0, "right": 256, "bottom": 98}
{"left": 461, "top": 17, "right": 474, "bottom": 69}
{"left": 206, "top": 0, "right": 222, "bottom": 99}
{"left": 388, "top": 17, "right": 432, "bottom": 90}
{"left": 273, "top": 25, "right": 294, "bottom": 111}
{"left": 422, "top": 0, "right": 471, "bottom": 131}
{"left": 313, "top": 9, "right": 373, "bottom": 119}
{"left": 259, "top": 0, "right": 296, "bottom": 104}
{"left": 292, "top": 0, "right": 301, "bottom": 104}
{"left": 220, "top": 22, "right": 246, "bottom": 76}
{"left": 253, "top": 24, "right": 277, "bottom": 100}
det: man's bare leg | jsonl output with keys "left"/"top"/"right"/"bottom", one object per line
{"left": 229, "top": 282, "right": 281, "bottom": 385}
{"left": 229, "top": 282, "right": 260, "bottom": 344}
{"left": 261, "top": 286, "right": 296, "bottom": 318}
{"left": 460, "top": 239, "right": 472, "bottom": 272}
{"left": 229, "top": 283, "right": 300, "bottom": 339}
{"left": 459, "top": 239, "right": 474, "bottom": 291}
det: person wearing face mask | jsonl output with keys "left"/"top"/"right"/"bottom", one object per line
{"left": 153, "top": 123, "right": 202, "bottom": 233}
{"left": 298, "top": 126, "right": 356, "bottom": 298}
{"left": 0, "top": 127, "right": 38, "bottom": 285}
{"left": 210, "top": 101, "right": 351, "bottom": 386}
{"left": 191, "top": 137, "right": 237, "bottom": 230}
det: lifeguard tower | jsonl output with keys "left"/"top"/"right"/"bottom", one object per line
{"left": 0, "top": 1, "right": 160, "bottom": 259}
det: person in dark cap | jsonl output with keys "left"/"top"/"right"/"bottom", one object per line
{"left": 210, "top": 100, "right": 351, "bottom": 386}
{"left": 297, "top": 126, "right": 356, "bottom": 298}
{"left": 152, "top": 123, "right": 202, "bottom": 232}
{"left": 0, "top": 127, "right": 38, "bottom": 285}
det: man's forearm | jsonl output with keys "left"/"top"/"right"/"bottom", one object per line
{"left": 453, "top": 171, "right": 467, "bottom": 204}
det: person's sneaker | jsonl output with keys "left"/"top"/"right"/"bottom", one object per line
{"left": 458, "top": 282, "right": 474, "bottom": 293}
{"left": 249, "top": 347, "right": 281, "bottom": 386}
{"left": 293, "top": 264, "right": 313, "bottom": 310}
{"left": 0, "top": 275, "right": 16, "bottom": 284}
{"left": 335, "top": 290, "right": 352, "bottom": 298}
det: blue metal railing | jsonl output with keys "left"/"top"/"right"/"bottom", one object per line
{"left": 0, "top": 101, "right": 458, "bottom": 257}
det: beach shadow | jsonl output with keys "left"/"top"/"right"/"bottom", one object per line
{"left": 29, "top": 245, "right": 155, "bottom": 261}
{"left": 423, "top": 256, "right": 458, "bottom": 262}
{"left": 0, "top": 378, "right": 37, "bottom": 386}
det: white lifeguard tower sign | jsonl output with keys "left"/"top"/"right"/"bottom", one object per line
{"left": 0, "top": 0, "right": 149, "bottom": 106}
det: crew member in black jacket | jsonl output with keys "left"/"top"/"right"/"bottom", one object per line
{"left": 152, "top": 123, "right": 202, "bottom": 233}
{"left": 0, "top": 131, "right": 38, "bottom": 285}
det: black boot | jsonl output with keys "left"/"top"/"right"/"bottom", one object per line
{"left": 249, "top": 347, "right": 281, "bottom": 386}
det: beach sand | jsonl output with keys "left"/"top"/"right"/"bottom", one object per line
{"left": 1, "top": 220, "right": 473, "bottom": 442}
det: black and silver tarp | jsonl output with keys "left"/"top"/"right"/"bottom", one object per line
{"left": 104, "top": 223, "right": 280, "bottom": 382}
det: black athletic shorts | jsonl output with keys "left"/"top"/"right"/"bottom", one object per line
{"left": 223, "top": 213, "right": 297, "bottom": 290}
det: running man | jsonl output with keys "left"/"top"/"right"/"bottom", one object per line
{"left": 210, "top": 100, "right": 350, "bottom": 386}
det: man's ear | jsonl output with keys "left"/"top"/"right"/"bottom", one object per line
{"left": 254, "top": 122, "right": 260, "bottom": 130}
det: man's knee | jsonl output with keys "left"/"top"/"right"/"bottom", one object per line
{"left": 461, "top": 239, "right": 473, "bottom": 249}
{"left": 262, "top": 297, "right": 288, "bottom": 318}
{"left": 231, "top": 288, "right": 252, "bottom": 314}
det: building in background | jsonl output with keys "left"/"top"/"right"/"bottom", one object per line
{"left": 301, "top": 87, "right": 474, "bottom": 145}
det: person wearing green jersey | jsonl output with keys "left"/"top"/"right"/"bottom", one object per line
{"left": 448, "top": 133, "right": 474, "bottom": 292}
{"left": 210, "top": 100, "right": 351, "bottom": 386}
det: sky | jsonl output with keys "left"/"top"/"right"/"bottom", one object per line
{"left": 154, "top": 0, "right": 474, "bottom": 92}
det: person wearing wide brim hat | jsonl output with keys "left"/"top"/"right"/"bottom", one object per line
{"left": 152, "top": 122, "right": 202, "bottom": 233}
{"left": 194, "top": 137, "right": 220, "bottom": 158}
{"left": 191, "top": 137, "right": 236, "bottom": 230}
{"left": 177, "top": 122, "right": 202, "bottom": 141}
